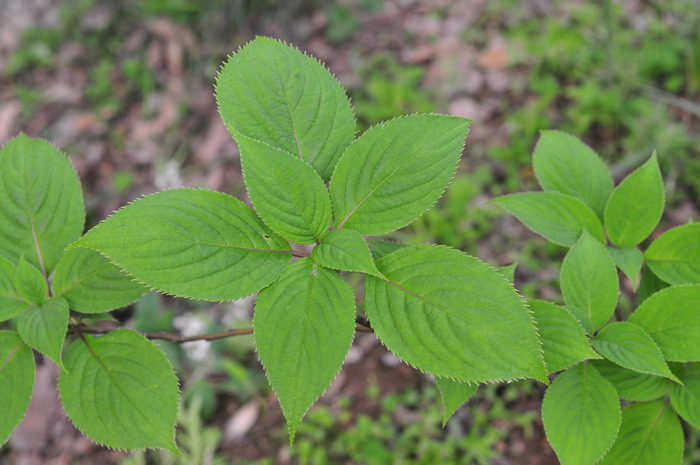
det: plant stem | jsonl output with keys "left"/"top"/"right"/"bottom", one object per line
{"left": 72, "top": 323, "right": 372, "bottom": 343}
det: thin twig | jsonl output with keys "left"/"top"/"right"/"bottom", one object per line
{"left": 73, "top": 323, "right": 373, "bottom": 343}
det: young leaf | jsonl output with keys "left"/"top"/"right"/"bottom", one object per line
{"left": 0, "top": 331, "right": 35, "bottom": 447}
{"left": 330, "top": 115, "right": 470, "bottom": 235}
{"left": 541, "top": 363, "right": 621, "bottom": 465}
{"left": 368, "top": 240, "right": 407, "bottom": 260}
{"left": 490, "top": 192, "right": 605, "bottom": 247}
{"left": 528, "top": 300, "right": 600, "bottom": 373}
{"left": 608, "top": 246, "right": 643, "bottom": 284}
{"left": 629, "top": 284, "right": 700, "bottom": 362}
{"left": 560, "top": 232, "right": 619, "bottom": 333}
{"left": 435, "top": 377, "right": 477, "bottom": 426}
{"left": 311, "top": 229, "right": 381, "bottom": 277}
{"left": 591, "top": 322, "right": 679, "bottom": 383}
{"left": 216, "top": 36, "right": 355, "bottom": 181}
{"left": 14, "top": 256, "right": 48, "bottom": 305}
{"left": 71, "top": 189, "right": 291, "bottom": 301}
{"left": 0, "top": 134, "right": 85, "bottom": 272}
{"left": 364, "top": 245, "right": 546, "bottom": 384}
{"left": 592, "top": 360, "right": 670, "bottom": 402}
{"left": 670, "top": 373, "right": 700, "bottom": 428}
{"left": 53, "top": 248, "right": 148, "bottom": 314}
{"left": 254, "top": 258, "right": 355, "bottom": 441}
{"left": 0, "top": 256, "right": 29, "bottom": 322}
{"left": 533, "top": 130, "right": 613, "bottom": 217}
{"left": 16, "top": 297, "right": 69, "bottom": 366}
{"left": 59, "top": 329, "right": 179, "bottom": 453}
{"left": 645, "top": 223, "right": 700, "bottom": 285}
{"left": 238, "top": 135, "right": 332, "bottom": 244}
{"left": 599, "top": 401, "right": 683, "bottom": 465}
{"left": 604, "top": 153, "right": 664, "bottom": 248}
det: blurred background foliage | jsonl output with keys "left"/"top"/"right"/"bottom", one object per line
{"left": 0, "top": 0, "right": 698, "bottom": 464}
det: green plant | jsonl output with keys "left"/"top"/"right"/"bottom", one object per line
{"left": 286, "top": 381, "right": 535, "bottom": 465}
{"left": 492, "top": 130, "right": 700, "bottom": 464}
{"left": 1, "top": 37, "right": 699, "bottom": 465}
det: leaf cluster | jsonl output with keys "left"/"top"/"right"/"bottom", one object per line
{"left": 493, "top": 130, "right": 700, "bottom": 465}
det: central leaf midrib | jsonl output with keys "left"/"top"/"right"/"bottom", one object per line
{"left": 290, "top": 265, "right": 318, "bottom": 418}
{"left": 277, "top": 56, "right": 304, "bottom": 160}
{"left": 266, "top": 157, "right": 322, "bottom": 242}
{"left": 632, "top": 402, "right": 669, "bottom": 462}
{"left": 84, "top": 230, "right": 292, "bottom": 255}
{"left": 337, "top": 137, "right": 428, "bottom": 229}
{"left": 19, "top": 149, "right": 49, "bottom": 277}
{"left": 380, "top": 276, "right": 489, "bottom": 332}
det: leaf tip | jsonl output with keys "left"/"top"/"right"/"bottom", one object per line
{"left": 287, "top": 422, "right": 299, "bottom": 445}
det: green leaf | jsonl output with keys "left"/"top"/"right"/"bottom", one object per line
{"left": 53, "top": 248, "right": 148, "bottom": 314}
{"left": 528, "top": 300, "right": 600, "bottom": 373}
{"left": 533, "top": 130, "right": 613, "bottom": 217}
{"left": 216, "top": 36, "right": 355, "bottom": 181}
{"left": 59, "top": 329, "right": 179, "bottom": 452}
{"left": 497, "top": 263, "right": 517, "bottom": 282}
{"left": 560, "top": 232, "right": 619, "bottom": 333}
{"left": 312, "top": 229, "right": 381, "bottom": 277}
{"left": 670, "top": 373, "right": 700, "bottom": 428}
{"left": 637, "top": 266, "right": 670, "bottom": 304}
{"left": 368, "top": 240, "right": 407, "bottom": 260}
{"left": 238, "top": 135, "right": 332, "bottom": 244}
{"left": 592, "top": 360, "right": 670, "bottom": 402}
{"left": 608, "top": 246, "right": 643, "bottom": 284}
{"left": 16, "top": 297, "right": 69, "bottom": 366}
{"left": 542, "top": 363, "right": 621, "bottom": 465}
{"left": 0, "top": 134, "right": 85, "bottom": 272}
{"left": 364, "top": 245, "right": 546, "bottom": 384}
{"left": 71, "top": 189, "right": 291, "bottom": 301}
{"left": 435, "top": 377, "right": 477, "bottom": 426}
{"left": 254, "top": 258, "right": 355, "bottom": 441}
{"left": 599, "top": 401, "right": 683, "bottom": 465}
{"left": 330, "top": 115, "right": 470, "bottom": 235}
{"left": 604, "top": 153, "right": 664, "bottom": 247}
{"left": 629, "top": 284, "right": 700, "bottom": 362}
{"left": 0, "top": 256, "right": 29, "bottom": 322}
{"left": 14, "top": 256, "right": 48, "bottom": 305}
{"left": 490, "top": 192, "right": 605, "bottom": 247}
{"left": 645, "top": 223, "right": 700, "bottom": 284}
{"left": 591, "top": 322, "right": 679, "bottom": 383}
{"left": 0, "top": 331, "right": 35, "bottom": 446}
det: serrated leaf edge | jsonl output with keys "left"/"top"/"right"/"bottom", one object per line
{"left": 252, "top": 266, "right": 356, "bottom": 443}
{"left": 56, "top": 329, "right": 181, "bottom": 454}
{"left": 542, "top": 362, "right": 622, "bottom": 465}
{"left": 370, "top": 244, "right": 549, "bottom": 385}
{"left": 592, "top": 321, "right": 681, "bottom": 384}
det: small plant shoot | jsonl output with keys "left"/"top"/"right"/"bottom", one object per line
{"left": 1, "top": 37, "right": 699, "bottom": 464}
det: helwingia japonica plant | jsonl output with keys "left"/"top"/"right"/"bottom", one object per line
{"left": 0, "top": 37, "right": 698, "bottom": 463}
{"left": 492, "top": 130, "right": 700, "bottom": 465}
